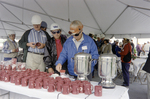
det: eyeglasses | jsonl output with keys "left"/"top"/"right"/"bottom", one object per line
{"left": 68, "top": 30, "right": 82, "bottom": 36}
{"left": 51, "top": 30, "right": 61, "bottom": 34}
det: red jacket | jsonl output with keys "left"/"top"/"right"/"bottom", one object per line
{"left": 120, "top": 43, "right": 132, "bottom": 63}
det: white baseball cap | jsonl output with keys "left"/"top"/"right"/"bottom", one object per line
{"left": 7, "top": 30, "right": 15, "bottom": 36}
{"left": 100, "top": 34, "right": 105, "bottom": 38}
{"left": 123, "top": 35, "right": 130, "bottom": 40}
{"left": 31, "top": 15, "right": 42, "bottom": 25}
{"left": 50, "top": 23, "right": 61, "bottom": 30}
{"left": 115, "top": 40, "right": 119, "bottom": 42}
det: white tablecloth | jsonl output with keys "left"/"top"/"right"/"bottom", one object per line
{"left": 0, "top": 52, "right": 4, "bottom": 62}
{"left": 132, "top": 58, "right": 147, "bottom": 76}
{"left": 0, "top": 81, "right": 129, "bottom": 99}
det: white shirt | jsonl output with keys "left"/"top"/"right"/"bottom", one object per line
{"left": 72, "top": 34, "right": 84, "bottom": 50}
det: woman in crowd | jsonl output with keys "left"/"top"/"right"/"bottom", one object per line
{"left": 98, "top": 39, "right": 112, "bottom": 54}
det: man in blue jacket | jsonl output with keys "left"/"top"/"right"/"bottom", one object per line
{"left": 55, "top": 20, "right": 99, "bottom": 80}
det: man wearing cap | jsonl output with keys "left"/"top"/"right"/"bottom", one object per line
{"left": 2, "top": 30, "right": 19, "bottom": 61}
{"left": 19, "top": 15, "right": 51, "bottom": 72}
{"left": 55, "top": 20, "right": 99, "bottom": 80}
{"left": 40, "top": 21, "right": 47, "bottom": 32}
{"left": 43, "top": 23, "right": 68, "bottom": 74}
{"left": 118, "top": 37, "right": 131, "bottom": 87}
{"left": 112, "top": 40, "right": 119, "bottom": 54}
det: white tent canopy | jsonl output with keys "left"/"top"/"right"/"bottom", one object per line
{"left": 0, "top": 0, "right": 150, "bottom": 39}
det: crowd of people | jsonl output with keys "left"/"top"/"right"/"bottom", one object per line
{"left": 2, "top": 14, "right": 148, "bottom": 87}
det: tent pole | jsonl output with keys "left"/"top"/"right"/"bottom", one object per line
{"left": 0, "top": 1, "right": 100, "bottom": 31}
{"left": 84, "top": 0, "right": 104, "bottom": 34}
{"left": 104, "top": 6, "right": 128, "bottom": 34}
{"left": 0, "top": 3, "right": 30, "bottom": 29}
{"left": 34, "top": 0, "right": 68, "bottom": 34}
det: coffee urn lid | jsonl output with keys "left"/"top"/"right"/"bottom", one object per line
{"left": 99, "top": 53, "right": 117, "bottom": 58}
{"left": 74, "top": 52, "right": 91, "bottom": 58}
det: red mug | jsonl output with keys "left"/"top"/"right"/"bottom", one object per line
{"left": 15, "top": 77, "right": 22, "bottom": 85}
{"left": 21, "top": 77, "right": 29, "bottom": 86}
{"left": 29, "top": 80, "right": 35, "bottom": 89}
{"left": 12, "top": 64, "right": 17, "bottom": 71}
{"left": 5, "top": 64, "right": 12, "bottom": 70}
{"left": 62, "top": 84, "right": 71, "bottom": 95}
{"left": 79, "top": 83, "right": 84, "bottom": 93}
{"left": 35, "top": 80, "right": 43, "bottom": 89}
{"left": 10, "top": 75, "right": 17, "bottom": 83}
{"left": 94, "top": 85, "right": 102, "bottom": 97}
{"left": 43, "top": 79, "right": 49, "bottom": 89}
{"left": 4, "top": 74, "right": 10, "bottom": 82}
{"left": 1, "top": 73, "right": 6, "bottom": 81}
{"left": 48, "top": 83, "right": 55, "bottom": 92}
{"left": 36, "top": 42, "right": 41, "bottom": 47}
{"left": 56, "top": 82, "right": 63, "bottom": 92}
{"left": 71, "top": 84, "right": 79, "bottom": 94}
{"left": 84, "top": 83, "right": 93, "bottom": 95}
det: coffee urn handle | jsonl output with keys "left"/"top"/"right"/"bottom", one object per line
{"left": 90, "top": 59, "right": 97, "bottom": 64}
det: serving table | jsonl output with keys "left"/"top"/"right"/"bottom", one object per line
{"left": 0, "top": 81, "right": 129, "bottom": 99}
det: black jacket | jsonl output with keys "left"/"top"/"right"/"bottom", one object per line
{"left": 143, "top": 53, "right": 150, "bottom": 73}
{"left": 43, "top": 35, "right": 68, "bottom": 73}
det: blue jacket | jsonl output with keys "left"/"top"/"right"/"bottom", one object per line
{"left": 115, "top": 46, "right": 121, "bottom": 57}
{"left": 55, "top": 33, "right": 99, "bottom": 76}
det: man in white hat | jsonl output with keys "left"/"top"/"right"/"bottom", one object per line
{"left": 2, "top": 30, "right": 19, "bottom": 61}
{"left": 118, "top": 37, "right": 131, "bottom": 87}
{"left": 19, "top": 15, "right": 51, "bottom": 72}
{"left": 43, "top": 23, "right": 68, "bottom": 74}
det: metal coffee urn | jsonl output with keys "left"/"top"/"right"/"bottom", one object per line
{"left": 73, "top": 52, "right": 92, "bottom": 81}
{"left": 98, "top": 53, "right": 117, "bottom": 88}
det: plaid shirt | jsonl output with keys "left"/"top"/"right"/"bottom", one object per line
{"left": 28, "top": 28, "right": 47, "bottom": 53}
{"left": 2, "top": 38, "right": 17, "bottom": 54}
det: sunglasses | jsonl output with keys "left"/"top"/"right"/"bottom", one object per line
{"left": 51, "top": 30, "right": 61, "bottom": 34}
{"left": 68, "top": 30, "right": 82, "bottom": 36}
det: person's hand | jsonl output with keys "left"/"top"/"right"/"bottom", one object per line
{"left": 12, "top": 49, "right": 16, "bottom": 52}
{"left": 118, "top": 51, "right": 121, "bottom": 54}
{"left": 37, "top": 43, "right": 45, "bottom": 49}
{"left": 16, "top": 48, "right": 19, "bottom": 52}
{"left": 27, "top": 42, "right": 36, "bottom": 48}
{"left": 48, "top": 68, "right": 54, "bottom": 74}
{"left": 56, "top": 63, "right": 62, "bottom": 72}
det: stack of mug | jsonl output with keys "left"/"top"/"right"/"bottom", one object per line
{"left": 46, "top": 77, "right": 102, "bottom": 96}
{"left": 0, "top": 69, "right": 102, "bottom": 97}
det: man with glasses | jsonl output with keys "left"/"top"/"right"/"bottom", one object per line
{"left": 2, "top": 30, "right": 19, "bottom": 61}
{"left": 43, "top": 23, "right": 68, "bottom": 74}
{"left": 55, "top": 20, "right": 99, "bottom": 80}
{"left": 19, "top": 15, "right": 51, "bottom": 72}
